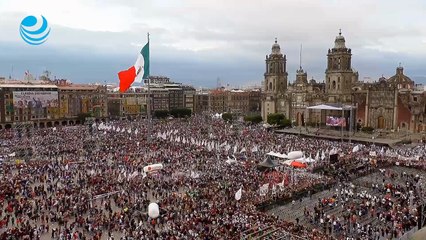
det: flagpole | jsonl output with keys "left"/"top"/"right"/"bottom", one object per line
{"left": 147, "top": 32, "right": 152, "bottom": 143}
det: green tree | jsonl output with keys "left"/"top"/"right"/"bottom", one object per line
{"left": 222, "top": 112, "right": 233, "bottom": 122}
{"left": 267, "top": 113, "right": 285, "bottom": 125}
{"left": 244, "top": 115, "right": 263, "bottom": 124}
{"left": 361, "top": 126, "right": 374, "bottom": 134}
{"left": 154, "top": 110, "right": 169, "bottom": 119}
{"left": 77, "top": 113, "right": 93, "bottom": 124}
{"left": 280, "top": 118, "right": 292, "bottom": 128}
{"left": 170, "top": 108, "right": 192, "bottom": 118}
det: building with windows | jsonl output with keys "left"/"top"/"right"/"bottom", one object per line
{"left": 261, "top": 31, "right": 426, "bottom": 132}
{"left": 56, "top": 79, "right": 108, "bottom": 123}
{"left": 0, "top": 79, "right": 108, "bottom": 128}
{"left": 193, "top": 88, "right": 262, "bottom": 115}
{"left": 107, "top": 76, "right": 196, "bottom": 118}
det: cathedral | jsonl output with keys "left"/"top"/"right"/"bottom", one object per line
{"left": 261, "top": 31, "right": 426, "bottom": 133}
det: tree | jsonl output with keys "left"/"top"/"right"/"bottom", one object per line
{"left": 170, "top": 108, "right": 192, "bottom": 118}
{"left": 77, "top": 113, "right": 93, "bottom": 124}
{"left": 222, "top": 112, "right": 233, "bottom": 122}
{"left": 244, "top": 115, "right": 263, "bottom": 124}
{"left": 361, "top": 126, "right": 374, "bottom": 134}
{"left": 267, "top": 113, "right": 285, "bottom": 125}
{"left": 154, "top": 110, "right": 169, "bottom": 119}
{"left": 280, "top": 118, "right": 292, "bottom": 128}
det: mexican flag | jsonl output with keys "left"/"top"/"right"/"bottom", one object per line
{"left": 118, "top": 42, "right": 150, "bottom": 92}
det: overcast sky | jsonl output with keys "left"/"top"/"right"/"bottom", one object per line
{"left": 0, "top": 0, "right": 426, "bottom": 88}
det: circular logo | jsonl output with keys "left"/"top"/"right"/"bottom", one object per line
{"left": 20, "top": 15, "right": 51, "bottom": 45}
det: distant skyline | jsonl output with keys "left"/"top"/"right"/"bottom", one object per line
{"left": 1, "top": 0, "right": 426, "bottom": 88}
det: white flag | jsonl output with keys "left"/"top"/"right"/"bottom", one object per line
{"left": 352, "top": 145, "right": 359, "bottom": 153}
{"left": 235, "top": 188, "right": 242, "bottom": 201}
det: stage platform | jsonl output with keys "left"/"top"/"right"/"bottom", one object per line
{"left": 274, "top": 127, "right": 413, "bottom": 147}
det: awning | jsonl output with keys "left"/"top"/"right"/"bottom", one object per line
{"left": 266, "top": 151, "right": 288, "bottom": 159}
{"left": 307, "top": 104, "right": 356, "bottom": 110}
{"left": 258, "top": 156, "right": 279, "bottom": 168}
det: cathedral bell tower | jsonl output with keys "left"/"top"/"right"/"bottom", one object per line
{"left": 325, "top": 30, "right": 354, "bottom": 102}
{"left": 264, "top": 38, "right": 288, "bottom": 93}
{"left": 261, "top": 38, "right": 288, "bottom": 121}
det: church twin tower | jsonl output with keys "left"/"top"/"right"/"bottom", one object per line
{"left": 261, "top": 30, "right": 358, "bottom": 121}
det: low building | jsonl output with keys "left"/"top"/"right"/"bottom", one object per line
{"left": 56, "top": 79, "right": 108, "bottom": 123}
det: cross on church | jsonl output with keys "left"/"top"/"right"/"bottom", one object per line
{"left": 275, "top": 37, "right": 277, "bottom": 43}
{"left": 339, "top": 29, "right": 342, "bottom": 35}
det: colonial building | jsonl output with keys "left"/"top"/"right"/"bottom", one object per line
{"left": 56, "top": 79, "right": 108, "bottom": 123}
{"left": 107, "top": 77, "right": 196, "bottom": 118}
{"left": 193, "top": 88, "right": 262, "bottom": 115}
{"left": 261, "top": 31, "right": 426, "bottom": 133}
{"left": 0, "top": 79, "right": 108, "bottom": 128}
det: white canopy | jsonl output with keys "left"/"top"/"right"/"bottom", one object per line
{"left": 307, "top": 104, "right": 355, "bottom": 110}
{"left": 287, "top": 151, "right": 303, "bottom": 160}
{"left": 266, "top": 151, "right": 288, "bottom": 159}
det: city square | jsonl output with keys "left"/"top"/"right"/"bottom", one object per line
{"left": 1, "top": 1, "right": 426, "bottom": 239}
{"left": 0, "top": 115, "right": 425, "bottom": 239}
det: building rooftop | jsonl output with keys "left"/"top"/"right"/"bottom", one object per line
{"left": 0, "top": 83, "right": 58, "bottom": 89}
{"left": 58, "top": 84, "right": 101, "bottom": 90}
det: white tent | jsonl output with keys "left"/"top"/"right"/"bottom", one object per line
{"left": 287, "top": 151, "right": 303, "bottom": 160}
{"left": 266, "top": 151, "right": 288, "bottom": 159}
{"left": 307, "top": 104, "right": 356, "bottom": 110}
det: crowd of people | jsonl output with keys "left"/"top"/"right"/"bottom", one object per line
{"left": 0, "top": 114, "right": 425, "bottom": 240}
{"left": 306, "top": 167, "right": 423, "bottom": 239}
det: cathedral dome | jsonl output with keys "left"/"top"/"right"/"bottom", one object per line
{"left": 387, "top": 65, "right": 414, "bottom": 89}
{"left": 334, "top": 30, "right": 346, "bottom": 49}
{"left": 271, "top": 38, "right": 281, "bottom": 54}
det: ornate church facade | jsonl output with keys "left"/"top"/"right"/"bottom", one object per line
{"left": 261, "top": 31, "right": 426, "bottom": 133}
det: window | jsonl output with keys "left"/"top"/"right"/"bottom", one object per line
{"left": 413, "top": 97, "right": 417, "bottom": 102}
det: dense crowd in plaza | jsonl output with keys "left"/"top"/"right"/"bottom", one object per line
{"left": 0, "top": 114, "right": 425, "bottom": 240}
{"left": 306, "top": 167, "right": 423, "bottom": 239}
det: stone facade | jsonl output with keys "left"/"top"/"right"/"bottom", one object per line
{"left": 261, "top": 31, "right": 426, "bottom": 133}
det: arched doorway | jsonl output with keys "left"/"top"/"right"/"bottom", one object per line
{"left": 0, "top": 125, "right": 2, "bottom": 130}
{"left": 5, "top": 124, "right": 12, "bottom": 129}
{"left": 377, "top": 116, "right": 385, "bottom": 129}
{"left": 76, "top": 120, "right": 81, "bottom": 125}
{"left": 46, "top": 122, "right": 53, "bottom": 128}
{"left": 61, "top": 121, "right": 67, "bottom": 126}
{"left": 54, "top": 121, "right": 60, "bottom": 126}
{"left": 39, "top": 122, "right": 45, "bottom": 128}
{"left": 296, "top": 112, "right": 304, "bottom": 126}
{"left": 69, "top": 120, "right": 75, "bottom": 125}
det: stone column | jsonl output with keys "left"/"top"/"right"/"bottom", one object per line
{"left": 393, "top": 90, "right": 398, "bottom": 129}
{"left": 365, "top": 90, "right": 369, "bottom": 127}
